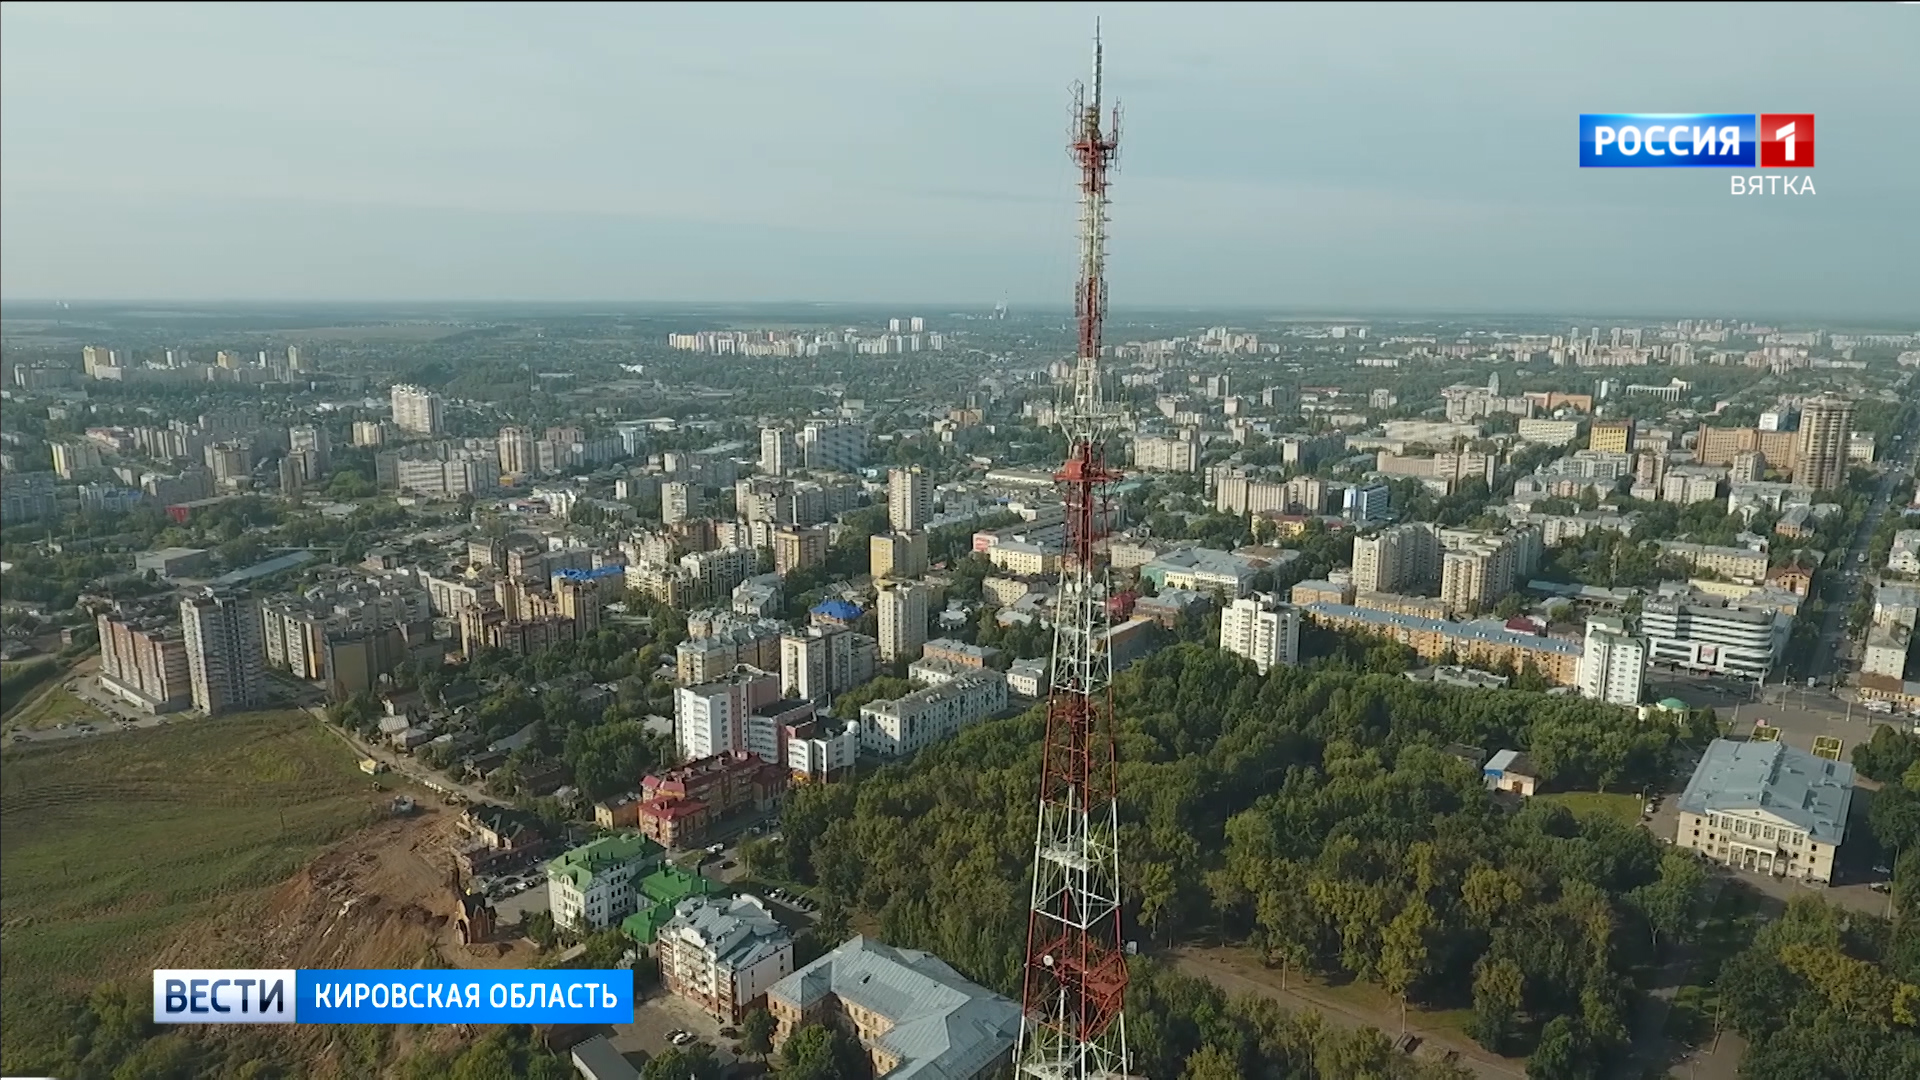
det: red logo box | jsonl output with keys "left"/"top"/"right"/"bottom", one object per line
{"left": 1759, "top": 113, "right": 1815, "bottom": 168}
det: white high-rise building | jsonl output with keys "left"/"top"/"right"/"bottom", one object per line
{"left": 759, "top": 427, "right": 799, "bottom": 477}
{"left": 673, "top": 668, "right": 778, "bottom": 761}
{"left": 876, "top": 580, "right": 930, "bottom": 662}
{"left": 180, "top": 588, "right": 266, "bottom": 716}
{"left": 1579, "top": 615, "right": 1646, "bottom": 707}
{"left": 1219, "top": 593, "right": 1299, "bottom": 675}
{"left": 389, "top": 384, "right": 444, "bottom": 436}
{"left": 888, "top": 466, "right": 932, "bottom": 532}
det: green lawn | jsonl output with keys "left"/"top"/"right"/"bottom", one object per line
{"left": 1537, "top": 791, "right": 1645, "bottom": 826}
{"left": 0, "top": 710, "right": 379, "bottom": 1073}
{"left": 3, "top": 684, "right": 105, "bottom": 732}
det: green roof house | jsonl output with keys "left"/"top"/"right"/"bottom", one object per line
{"left": 546, "top": 832, "right": 665, "bottom": 932}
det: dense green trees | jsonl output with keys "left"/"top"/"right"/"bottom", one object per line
{"left": 779, "top": 1023, "right": 872, "bottom": 1080}
{"left": 1717, "top": 896, "right": 1920, "bottom": 1078}
{"left": 763, "top": 643, "right": 1708, "bottom": 1074}
{"left": 1129, "top": 963, "right": 1471, "bottom": 1079}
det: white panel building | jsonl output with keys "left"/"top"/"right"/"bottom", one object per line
{"left": 859, "top": 673, "right": 1008, "bottom": 757}
{"left": 1219, "top": 593, "right": 1299, "bottom": 675}
{"left": 1578, "top": 615, "right": 1646, "bottom": 707}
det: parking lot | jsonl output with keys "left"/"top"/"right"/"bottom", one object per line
{"left": 608, "top": 986, "right": 743, "bottom": 1071}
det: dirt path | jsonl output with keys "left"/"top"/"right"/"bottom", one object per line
{"left": 1168, "top": 946, "right": 1527, "bottom": 1080}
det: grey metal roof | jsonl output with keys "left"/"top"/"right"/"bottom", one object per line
{"left": 767, "top": 936, "right": 1020, "bottom": 1079}
{"left": 570, "top": 1035, "right": 640, "bottom": 1080}
{"left": 661, "top": 895, "right": 791, "bottom": 971}
{"left": 1678, "top": 738, "right": 1855, "bottom": 845}
{"left": 1305, "top": 602, "right": 1583, "bottom": 657}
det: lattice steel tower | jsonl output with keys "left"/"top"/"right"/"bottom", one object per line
{"left": 1017, "top": 27, "right": 1130, "bottom": 1080}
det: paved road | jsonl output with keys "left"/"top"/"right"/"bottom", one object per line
{"left": 1810, "top": 398, "right": 1920, "bottom": 684}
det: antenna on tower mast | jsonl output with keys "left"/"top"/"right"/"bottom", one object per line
{"left": 1018, "top": 25, "right": 1131, "bottom": 1080}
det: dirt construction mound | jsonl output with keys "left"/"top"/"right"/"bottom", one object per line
{"left": 155, "top": 807, "right": 466, "bottom": 972}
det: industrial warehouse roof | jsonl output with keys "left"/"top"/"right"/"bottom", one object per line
{"left": 768, "top": 937, "right": 1020, "bottom": 1080}
{"left": 1678, "top": 738, "right": 1854, "bottom": 845}
{"left": 1304, "top": 602, "right": 1583, "bottom": 656}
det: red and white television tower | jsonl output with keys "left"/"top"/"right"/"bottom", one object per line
{"left": 1017, "top": 27, "right": 1130, "bottom": 1080}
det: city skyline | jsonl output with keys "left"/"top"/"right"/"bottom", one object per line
{"left": 3, "top": 4, "right": 1918, "bottom": 316}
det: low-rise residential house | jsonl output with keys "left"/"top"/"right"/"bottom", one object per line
{"left": 1483, "top": 749, "right": 1539, "bottom": 797}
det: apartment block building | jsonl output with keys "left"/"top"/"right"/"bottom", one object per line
{"left": 1301, "top": 602, "right": 1583, "bottom": 684}
{"left": 1656, "top": 541, "right": 1770, "bottom": 583}
{"left": 180, "top": 588, "right": 266, "bottom": 716}
{"left": 800, "top": 421, "right": 867, "bottom": 472}
{"left": 859, "top": 673, "right": 1009, "bottom": 757}
{"left": 657, "top": 895, "right": 795, "bottom": 1023}
{"left": 675, "top": 614, "right": 785, "bottom": 684}
{"left": 1132, "top": 429, "right": 1201, "bottom": 473}
{"left": 1795, "top": 394, "right": 1854, "bottom": 493}
{"left": 97, "top": 607, "right": 192, "bottom": 713}
{"left": 674, "top": 667, "right": 780, "bottom": 762}
{"left": 773, "top": 525, "right": 829, "bottom": 574}
{"left": 1352, "top": 523, "right": 1441, "bottom": 594}
{"left": 779, "top": 625, "right": 878, "bottom": 701}
{"left": 870, "top": 530, "right": 929, "bottom": 580}
{"left": 389, "top": 384, "right": 444, "bottom": 436}
{"left": 875, "top": 579, "right": 931, "bottom": 662}
{"left": 1578, "top": 615, "right": 1646, "bottom": 707}
{"left": 887, "top": 466, "right": 932, "bottom": 531}
{"left": 1219, "top": 592, "right": 1300, "bottom": 675}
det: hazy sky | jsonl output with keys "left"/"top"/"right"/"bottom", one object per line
{"left": 3, "top": 2, "right": 1916, "bottom": 316}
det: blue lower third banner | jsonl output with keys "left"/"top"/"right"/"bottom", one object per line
{"left": 153, "top": 969, "right": 634, "bottom": 1024}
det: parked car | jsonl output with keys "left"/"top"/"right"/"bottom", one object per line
{"left": 705, "top": 843, "right": 725, "bottom": 855}
{"left": 1871, "top": 882, "right": 1892, "bottom": 894}
{"left": 718, "top": 860, "right": 735, "bottom": 870}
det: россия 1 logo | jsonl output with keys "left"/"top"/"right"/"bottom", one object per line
{"left": 1578, "top": 113, "right": 1815, "bottom": 194}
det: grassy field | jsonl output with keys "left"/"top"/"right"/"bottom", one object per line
{"left": 3, "top": 684, "right": 105, "bottom": 732}
{"left": 1537, "top": 790, "right": 1645, "bottom": 826}
{"left": 0, "top": 710, "right": 378, "bottom": 1072}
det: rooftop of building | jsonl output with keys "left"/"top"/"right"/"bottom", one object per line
{"left": 1304, "top": 602, "right": 1582, "bottom": 657}
{"left": 547, "top": 832, "right": 663, "bottom": 892}
{"left": 1486, "top": 748, "right": 1538, "bottom": 776}
{"left": 1142, "top": 546, "right": 1257, "bottom": 578}
{"left": 660, "top": 894, "right": 791, "bottom": 969}
{"left": 767, "top": 936, "right": 1021, "bottom": 1080}
{"left": 861, "top": 672, "right": 1005, "bottom": 717}
{"left": 810, "top": 599, "right": 863, "bottom": 621}
{"left": 1678, "top": 738, "right": 1854, "bottom": 845}
{"left": 921, "top": 638, "right": 1001, "bottom": 662}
